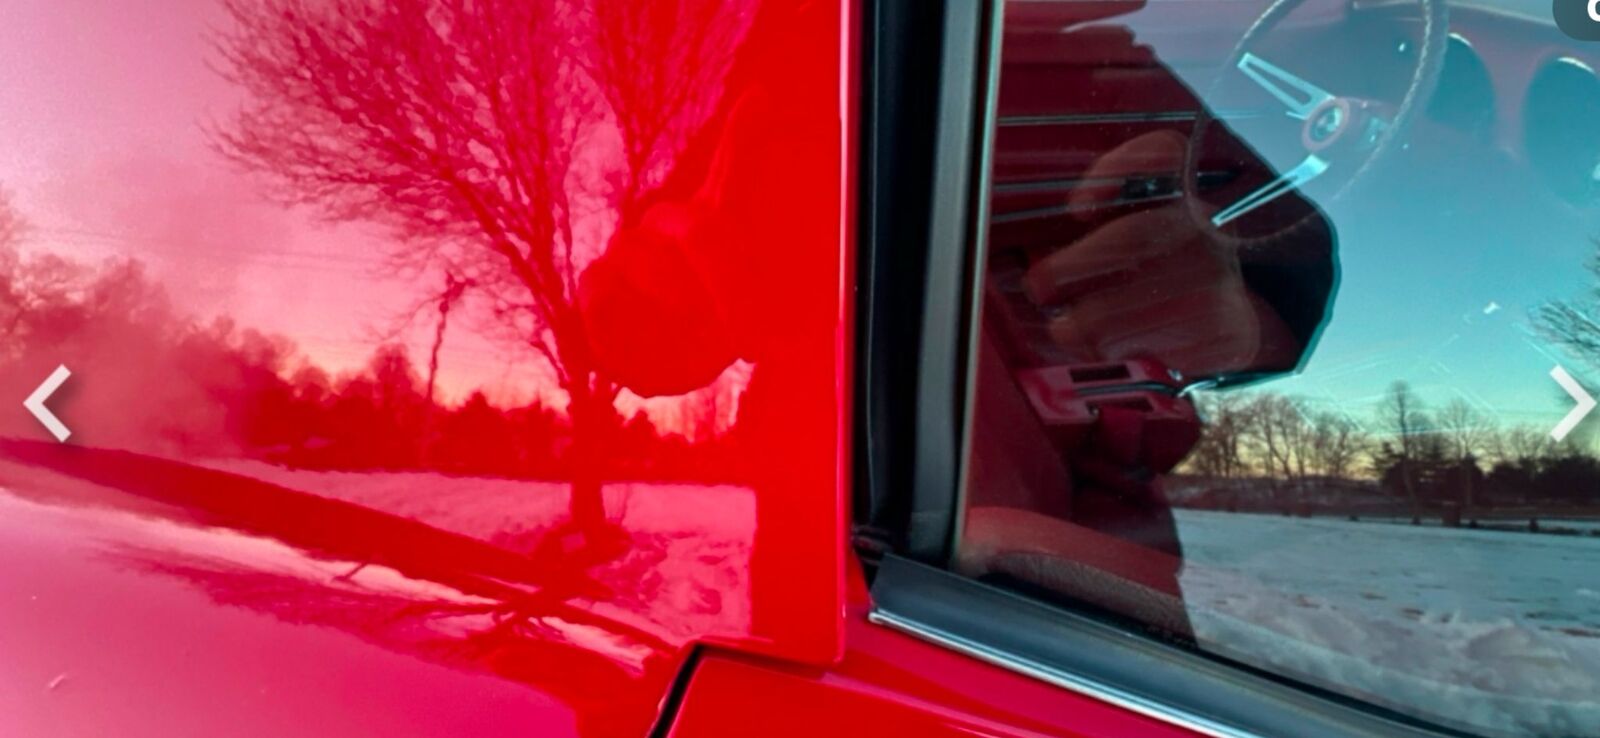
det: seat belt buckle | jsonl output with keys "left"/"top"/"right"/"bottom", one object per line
{"left": 1014, "top": 359, "right": 1201, "bottom": 473}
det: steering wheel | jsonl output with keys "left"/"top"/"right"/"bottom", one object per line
{"left": 1182, "top": 0, "right": 1447, "bottom": 251}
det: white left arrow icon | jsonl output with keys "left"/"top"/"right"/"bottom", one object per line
{"left": 24, "top": 364, "right": 71, "bottom": 442}
{"left": 1551, "top": 365, "right": 1595, "bottom": 442}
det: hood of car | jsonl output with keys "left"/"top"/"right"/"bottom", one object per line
{"left": 0, "top": 439, "right": 684, "bottom": 738}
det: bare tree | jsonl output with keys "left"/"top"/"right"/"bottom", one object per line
{"left": 1306, "top": 410, "right": 1365, "bottom": 480}
{"left": 1188, "top": 393, "right": 1248, "bottom": 479}
{"left": 0, "top": 188, "right": 24, "bottom": 250}
{"left": 211, "top": 0, "right": 734, "bottom": 530}
{"left": 1241, "top": 394, "right": 1314, "bottom": 504}
{"left": 1376, "top": 381, "right": 1428, "bottom": 522}
{"left": 587, "top": 1, "right": 740, "bottom": 217}
{"left": 1536, "top": 244, "right": 1600, "bottom": 371}
{"left": 1437, "top": 398, "right": 1491, "bottom": 463}
{"left": 0, "top": 191, "right": 94, "bottom": 355}
{"left": 1490, "top": 424, "right": 1557, "bottom": 467}
{"left": 1535, "top": 243, "right": 1600, "bottom": 458}
{"left": 0, "top": 188, "right": 26, "bottom": 347}
{"left": 1435, "top": 397, "right": 1492, "bottom": 516}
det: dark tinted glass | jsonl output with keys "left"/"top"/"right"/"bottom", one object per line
{"left": 961, "top": 2, "right": 1600, "bottom": 735}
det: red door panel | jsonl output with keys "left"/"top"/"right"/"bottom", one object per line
{"left": 668, "top": 601, "right": 1200, "bottom": 738}
{"left": 0, "top": 0, "right": 850, "bottom": 735}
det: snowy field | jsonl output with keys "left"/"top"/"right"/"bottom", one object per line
{"left": 198, "top": 460, "right": 758, "bottom": 643}
{"left": 1175, "top": 510, "right": 1600, "bottom": 736}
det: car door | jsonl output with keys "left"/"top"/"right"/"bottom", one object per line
{"left": 0, "top": 1, "right": 850, "bottom": 736}
{"left": 673, "top": 0, "right": 1600, "bottom": 736}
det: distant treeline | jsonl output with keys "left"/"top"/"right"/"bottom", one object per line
{"left": 1183, "top": 384, "right": 1600, "bottom": 508}
{"left": 0, "top": 239, "right": 738, "bottom": 482}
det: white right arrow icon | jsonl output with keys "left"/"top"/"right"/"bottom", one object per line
{"left": 1550, "top": 365, "right": 1595, "bottom": 442}
{"left": 24, "top": 364, "right": 71, "bottom": 443}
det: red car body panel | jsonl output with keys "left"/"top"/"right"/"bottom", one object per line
{"left": 0, "top": 0, "right": 853, "bottom": 735}
{"left": 20, "top": 0, "right": 1557, "bottom": 735}
{"left": 0, "top": 464, "right": 594, "bottom": 738}
{"left": 668, "top": 573, "right": 1200, "bottom": 738}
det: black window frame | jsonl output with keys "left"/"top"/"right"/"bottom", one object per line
{"left": 854, "top": 0, "right": 996, "bottom": 566}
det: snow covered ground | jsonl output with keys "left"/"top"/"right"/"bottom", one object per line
{"left": 1175, "top": 510, "right": 1600, "bottom": 736}
{"left": 197, "top": 460, "right": 758, "bottom": 643}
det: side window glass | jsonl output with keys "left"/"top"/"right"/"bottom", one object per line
{"left": 959, "top": 1, "right": 1600, "bottom": 735}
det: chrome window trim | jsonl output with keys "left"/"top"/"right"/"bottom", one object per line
{"left": 948, "top": 0, "right": 1008, "bottom": 564}
{"left": 866, "top": 557, "right": 1458, "bottom": 738}
{"left": 997, "top": 109, "right": 1270, "bottom": 127}
{"left": 868, "top": 609, "right": 1262, "bottom": 738}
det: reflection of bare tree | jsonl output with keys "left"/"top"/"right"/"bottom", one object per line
{"left": 213, "top": 0, "right": 606, "bottom": 522}
{"left": 0, "top": 188, "right": 30, "bottom": 344}
{"left": 1537, "top": 247, "right": 1600, "bottom": 456}
{"left": 0, "top": 189, "right": 82, "bottom": 353}
{"left": 119, "top": 548, "right": 665, "bottom": 738}
{"left": 0, "top": 188, "right": 24, "bottom": 250}
{"left": 0, "top": 437, "right": 682, "bottom": 658}
{"left": 588, "top": 1, "right": 740, "bottom": 218}
{"left": 1537, "top": 246, "right": 1600, "bottom": 370}
{"left": 211, "top": 0, "right": 735, "bottom": 530}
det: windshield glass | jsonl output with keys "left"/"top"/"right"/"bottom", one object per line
{"left": 960, "top": 1, "right": 1600, "bottom": 735}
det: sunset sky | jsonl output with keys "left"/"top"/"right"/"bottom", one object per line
{"left": 0, "top": 0, "right": 740, "bottom": 432}
{"left": 0, "top": 2, "right": 440, "bottom": 373}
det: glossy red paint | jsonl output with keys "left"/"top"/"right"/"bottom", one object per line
{"left": 667, "top": 575, "right": 1199, "bottom": 738}
{"left": 0, "top": 0, "right": 847, "bottom": 735}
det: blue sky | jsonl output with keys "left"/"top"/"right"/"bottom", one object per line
{"left": 1214, "top": 142, "right": 1600, "bottom": 442}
